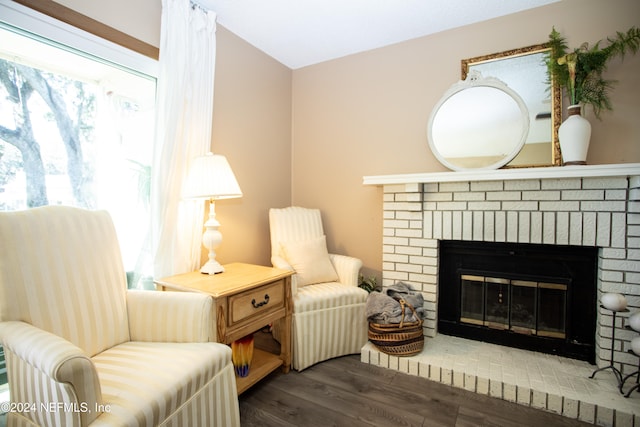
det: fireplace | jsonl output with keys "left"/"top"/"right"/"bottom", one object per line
{"left": 364, "top": 163, "right": 640, "bottom": 373}
{"left": 363, "top": 164, "right": 640, "bottom": 423}
{"left": 438, "top": 240, "right": 597, "bottom": 362}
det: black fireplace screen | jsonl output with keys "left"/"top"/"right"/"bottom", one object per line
{"left": 438, "top": 240, "right": 597, "bottom": 363}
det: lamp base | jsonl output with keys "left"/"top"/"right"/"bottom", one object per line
{"left": 201, "top": 260, "right": 225, "bottom": 275}
{"left": 200, "top": 200, "right": 225, "bottom": 275}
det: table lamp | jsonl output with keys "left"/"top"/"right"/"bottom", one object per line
{"left": 184, "top": 152, "right": 242, "bottom": 274}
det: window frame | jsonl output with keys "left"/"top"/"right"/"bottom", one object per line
{"left": 0, "top": 0, "right": 158, "bottom": 76}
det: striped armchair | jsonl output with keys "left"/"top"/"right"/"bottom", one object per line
{"left": 269, "top": 207, "right": 368, "bottom": 371}
{"left": 0, "top": 206, "right": 240, "bottom": 427}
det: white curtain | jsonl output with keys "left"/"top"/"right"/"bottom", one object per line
{"left": 151, "top": 0, "right": 217, "bottom": 278}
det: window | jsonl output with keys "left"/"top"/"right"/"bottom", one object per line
{"left": 0, "top": 0, "right": 158, "bottom": 398}
{"left": 0, "top": 1, "right": 157, "bottom": 285}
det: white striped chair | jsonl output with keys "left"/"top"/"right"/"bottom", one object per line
{"left": 0, "top": 206, "right": 240, "bottom": 427}
{"left": 269, "top": 206, "right": 368, "bottom": 371}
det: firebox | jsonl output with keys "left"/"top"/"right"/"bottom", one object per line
{"left": 438, "top": 240, "right": 597, "bottom": 363}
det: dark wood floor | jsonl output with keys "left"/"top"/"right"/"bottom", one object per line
{"left": 0, "top": 334, "right": 593, "bottom": 427}
{"left": 239, "top": 347, "right": 592, "bottom": 427}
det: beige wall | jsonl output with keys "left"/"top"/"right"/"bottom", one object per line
{"left": 41, "top": 0, "right": 640, "bottom": 277}
{"left": 291, "top": 0, "right": 640, "bottom": 279}
{"left": 210, "top": 27, "right": 292, "bottom": 266}
{"left": 55, "top": 0, "right": 161, "bottom": 47}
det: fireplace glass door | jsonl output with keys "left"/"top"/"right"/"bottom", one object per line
{"left": 438, "top": 240, "right": 596, "bottom": 362}
{"left": 460, "top": 274, "right": 567, "bottom": 339}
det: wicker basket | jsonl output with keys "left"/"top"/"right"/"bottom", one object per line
{"left": 368, "top": 299, "right": 424, "bottom": 356}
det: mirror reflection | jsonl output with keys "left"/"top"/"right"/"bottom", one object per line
{"left": 428, "top": 71, "right": 530, "bottom": 171}
{"left": 462, "top": 44, "right": 561, "bottom": 167}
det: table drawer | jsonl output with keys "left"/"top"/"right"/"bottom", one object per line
{"left": 229, "top": 279, "right": 285, "bottom": 324}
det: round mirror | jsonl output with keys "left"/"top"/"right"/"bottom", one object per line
{"left": 428, "top": 70, "right": 530, "bottom": 171}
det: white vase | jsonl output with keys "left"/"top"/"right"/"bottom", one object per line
{"left": 558, "top": 105, "right": 591, "bottom": 165}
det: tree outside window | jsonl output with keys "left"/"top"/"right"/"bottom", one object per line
{"left": 0, "top": 26, "right": 156, "bottom": 287}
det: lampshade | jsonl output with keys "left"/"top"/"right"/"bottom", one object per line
{"left": 184, "top": 152, "right": 242, "bottom": 200}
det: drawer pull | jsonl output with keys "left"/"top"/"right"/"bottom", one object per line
{"left": 251, "top": 294, "right": 270, "bottom": 308}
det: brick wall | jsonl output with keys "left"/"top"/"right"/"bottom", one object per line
{"left": 382, "top": 175, "right": 640, "bottom": 373}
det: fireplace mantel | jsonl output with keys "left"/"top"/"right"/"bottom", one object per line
{"left": 363, "top": 163, "right": 640, "bottom": 185}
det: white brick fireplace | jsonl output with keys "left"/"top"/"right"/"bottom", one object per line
{"left": 362, "top": 163, "right": 640, "bottom": 426}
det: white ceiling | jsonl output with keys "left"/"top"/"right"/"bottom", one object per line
{"left": 198, "top": 0, "right": 559, "bottom": 69}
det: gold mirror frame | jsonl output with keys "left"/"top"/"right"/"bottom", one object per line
{"left": 462, "top": 44, "right": 562, "bottom": 167}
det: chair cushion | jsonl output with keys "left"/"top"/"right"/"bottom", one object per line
{"left": 0, "top": 206, "right": 130, "bottom": 357}
{"left": 280, "top": 235, "right": 338, "bottom": 287}
{"left": 91, "top": 341, "right": 231, "bottom": 426}
{"left": 294, "top": 282, "right": 367, "bottom": 313}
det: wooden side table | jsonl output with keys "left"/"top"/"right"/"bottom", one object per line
{"left": 155, "top": 262, "right": 293, "bottom": 394}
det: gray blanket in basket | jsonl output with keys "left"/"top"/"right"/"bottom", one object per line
{"left": 366, "top": 282, "right": 424, "bottom": 324}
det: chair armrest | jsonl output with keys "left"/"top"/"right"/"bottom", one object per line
{"left": 127, "top": 290, "right": 215, "bottom": 342}
{"left": 271, "top": 255, "right": 298, "bottom": 296}
{"left": 0, "top": 321, "right": 102, "bottom": 426}
{"left": 329, "top": 254, "right": 362, "bottom": 286}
